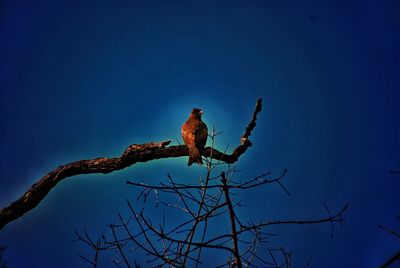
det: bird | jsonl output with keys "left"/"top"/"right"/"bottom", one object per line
{"left": 181, "top": 108, "right": 208, "bottom": 166}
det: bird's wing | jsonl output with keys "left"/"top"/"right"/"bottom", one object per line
{"left": 195, "top": 121, "right": 208, "bottom": 148}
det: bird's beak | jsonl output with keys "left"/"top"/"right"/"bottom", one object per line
{"left": 199, "top": 110, "right": 203, "bottom": 115}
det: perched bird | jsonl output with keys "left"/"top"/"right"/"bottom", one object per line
{"left": 181, "top": 108, "right": 208, "bottom": 166}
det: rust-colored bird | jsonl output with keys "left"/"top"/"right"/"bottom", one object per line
{"left": 181, "top": 108, "right": 208, "bottom": 166}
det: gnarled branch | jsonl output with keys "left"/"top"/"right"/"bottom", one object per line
{"left": 0, "top": 98, "right": 262, "bottom": 230}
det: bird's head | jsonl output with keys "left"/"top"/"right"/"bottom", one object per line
{"left": 191, "top": 108, "right": 203, "bottom": 119}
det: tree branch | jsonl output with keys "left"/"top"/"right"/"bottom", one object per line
{"left": 381, "top": 251, "right": 400, "bottom": 268}
{"left": 0, "top": 98, "right": 262, "bottom": 230}
{"left": 221, "top": 171, "right": 243, "bottom": 268}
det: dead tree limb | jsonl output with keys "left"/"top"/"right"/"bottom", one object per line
{"left": 0, "top": 98, "right": 262, "bottom": 230}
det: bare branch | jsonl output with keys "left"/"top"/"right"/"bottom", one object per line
{"left": 127, "top": 170, "right": 287, "bottom": 191}
{"left": 381, "top": 251, "right": 400, "bottom": 268}
{"left": 378, "top": 225, "right": 400, "bottom": 239}
{"left": 0, "top": 98, "right": 262, "bottom": 230}
{"left": 238, "top": 204, "right": 347, "bottom": 236}
{"left": 221, "top": 171, "right": 243, "bottom": 268}
{"left": 110, "top": 224, "right": 131, "bottom": 268}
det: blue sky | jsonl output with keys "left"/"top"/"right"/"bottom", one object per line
{"left": 0, "top": 1, "right": 399, "bottom": 267}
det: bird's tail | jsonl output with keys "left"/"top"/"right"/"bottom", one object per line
{"left": 188, "top": 146, "right": 203, "bottom": 166}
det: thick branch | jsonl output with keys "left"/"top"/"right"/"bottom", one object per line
{"left": 0, "top": 98, "right": 262, "bottom": 230}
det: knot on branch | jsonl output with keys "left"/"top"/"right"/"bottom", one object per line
{"left": 240, "top": 137, "right": 252, "bottom": 147}
{"left": 122, "top": 140, "right": 172, "bottom": 160}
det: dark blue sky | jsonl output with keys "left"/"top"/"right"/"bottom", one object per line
{"left": 1, "top": 1, "right": 399, "bottom": 267}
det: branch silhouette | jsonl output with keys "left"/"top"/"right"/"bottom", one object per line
{"left": 76, "top": 167, "right": 347, "bottom": 267}
{"left": 75, "top": 126, "right": 347, "bottom": 267}
{"left": 0, "top": 98, "right": 262, "bottom": 230}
